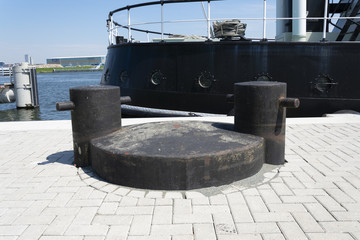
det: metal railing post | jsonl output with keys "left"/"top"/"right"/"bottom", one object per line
{"left": 263, "top": 0, "right": 267, "bottom": 40}
{"left": 322, "top": 0, "right": 329, "bottom": 41}
{"left": 161, "top": 2, "right": 164, "bottom": 40}
{"left": 207, "top": 1, "right": 211, "bottom": 39}
{"left": 128, "top": 9, "right": 132, "bottom": 42}
{"left": 108, "top": 17, "right": 113, "bottom": 44}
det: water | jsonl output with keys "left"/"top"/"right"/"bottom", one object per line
{"left": 0, "top": 71, "right": 102, "bottom": 121}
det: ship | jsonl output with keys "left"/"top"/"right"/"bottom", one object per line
{"left": 100, "top": 0, "right": 360, "bottom": 117}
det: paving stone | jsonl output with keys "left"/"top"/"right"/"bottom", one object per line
{"left": 42, "top": 207, "right": 80, "bottom": 216}
{"left": 17, "top": 225, "right": 47, "bottom": 240}
{"left": 106, "top": 225, "right": 130, "bottom": 240}
{"left": 98, "top": 202, "right": 119, "bottom": 215}
{"left": 320, "top": 221, "right": 360, "bottom": 232}
{"left": 304, "top": 203, "right": 336, "bottom": 221}
{"left": 145, "top": 191, "right": 163, "bottom": 199}
{"left": 65, "top": 224, "right": 109, "bottom": 236}
{"left": 213, "top": 212, "right": 237, "bottom": 234}
{"left": 14, "top": 215, "right": 56, "bottom": 225}
{"left": 173, "top": 212, "right": 213, "bottom": 224}
{"left": 104, "top": 193, "right": 122, "bottom": 202}
{"left": 262, "top": 233, "right": 286, "bottom": 240}
{"left": 0, "top": 225, "right": 28, "bottom": 236}
{"left": 127, "top": 236, "right": 170, "bottom": 240}
{"left": 270, "top": 183, "right": 293, "bottom": 196}
{"left": 332, "top": 210, "right": 360, "bottom": 221}
{"left": 117, "top": 206, "right": 154, "bottom": 215}
{"left": 137, "top": 198, "right": 155, "bottom": 206}
{"left": 280, "top": 196, "right": 317, "bottom": 203}
{"left": 185, "top": 192, "right": 207, "bottom": 199}
{"left": 43, "top": 215, "right": 75, "bottom": 236}
{"left": 88, "top": 189, "right": 107, "bottom": 199}
{"left": 267, "top": 203, "right": 307, "bottom": 212}
{"left": 315, "top": 195, "right": 346, "bottom": 212}
{"left": 235, "top": 223, "right": 280, "bottom": 234}
{"left": 325, "top": 188, "right": 356, "bottom": 203}
{"left": 193, "top": 205, "right": 230, "bottom": 214}
{"left": 112, "top": 187, "right": 131, "bottom": 196}
{"left": 155, "top": 198, "right": 173, "bottom": 206}
{"left": 66, "top": 199, "right": 103, "bottom": 207}
{"left": 191, "top": 197, "right": 210, "bottom": 205}
{"left": 194, "top": 224, "right": 216, "bottom": 240}
{"left": 229, "top": 204, "right": 254, "bottom": 223}
{"left": 291, "top": 212, "right": 324, "bottom": 233}
{"left": 277, "top": 222, "right": 308, "bottom": 240}
{"left": 307, "top": 233, "right": 354, "bottom": 240}
{"left": 99, "top": 184, "right": 118, "bottom": 193}
{"left": 164, "top": 192, "right": 183, "bottom": 199}
{"left": 150, "top": 224, "right": 193, "bottom": 236}
{"left": 129, "top": 215, "right": 152, "bottom": 236}
{"left": 258, "top": 189, "right": 282, "bottom": 204}
{"left": 92, "top": 215, "right": 133, "bottom": 225}
{"left": 39, "top": 237, "right": 83, "bottom": 240}
{"left": 174, "top": 199, "right": 192, "bottom": 215}
{"left": 152, "top": 206, "right": 172, "bottom": 225}
{"left": 245, "top": 195, "right": 269, "bottom": 213}
{"left": 282, "top": 177, "right": 305, "bottom": 189}
{"left": 128, "top": 190, "right": 146, "bottom": 198}
{"left": 226, "top": 192, "right": 246, "bottom": 205}
{"left": 217, "top": 234, "right": 262, "bottom": 240}
{"left": 72, "top": 207, "right": 98, "bottom": 225}
{"left": 119, "top": 196, "right": 138, "bottom": 206}
{"left": 172, "top": 235, "right": 194, "bottom": 240}
{"left": 210, "top": 194, "right": 228, "bottom": 205}
{"left": 252, "top": 212, "right": 294, "bottom": 222}
{"left": 48, "top": 193, "right": 74, "bottom": 207}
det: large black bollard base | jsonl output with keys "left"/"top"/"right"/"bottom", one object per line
{"left": 234, "top": 81, "right": 299, "bottom": 165}
{"left": 57, "top": 85, "right": 122, "bottom": 167}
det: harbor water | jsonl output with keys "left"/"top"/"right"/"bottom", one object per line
{"left": 0, "top": 71, "right": 101, "bottom": 121}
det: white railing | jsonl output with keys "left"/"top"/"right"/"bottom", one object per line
{"left": 107, "top": 0, "right": 360, "bottom": 44}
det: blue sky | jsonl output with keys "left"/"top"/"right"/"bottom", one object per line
{"left": 0, "top": 0, "right": 275, "bottom": 64}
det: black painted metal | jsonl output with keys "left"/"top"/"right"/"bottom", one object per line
{"left": 56, "top": 101, "right": 75, "bottom": 111}
{"left": 91, "top": 121, "right": 265, "bottom": 190}
{"left": 307, "top": 0, "right": 325, "bottom": 32}
{"left": 101, "top": 41, "right": 360, "bottom": 117}
{"left": 57, "top": 85, "right": 122, "bottom": 167}
{"left": 29, "top": 68, "right": 39, "bottom": 108}
{"left": 234, "top": 81, "right": 299, "bottom": 165}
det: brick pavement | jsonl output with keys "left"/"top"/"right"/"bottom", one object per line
{"left": 0, "top": 115, "right": 360, "bottom": 240}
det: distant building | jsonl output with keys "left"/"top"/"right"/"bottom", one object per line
{"left": 46, "top": 56, "right": 105, "bottom": 67}
{"left": 0, "top": 62, "right": 4, "bottom": 67}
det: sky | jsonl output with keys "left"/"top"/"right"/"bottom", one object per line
{"left": 0, "top": 0, "right": 276, "bottom": 64}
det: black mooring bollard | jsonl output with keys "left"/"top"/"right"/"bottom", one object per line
{"left": 234, "top": 81, "right": 299, "bottom": 165}
{"left": 57, "top": 85, "right": 122, "bottom": 167}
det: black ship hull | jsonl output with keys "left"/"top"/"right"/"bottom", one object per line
{"left": 101, "top": 40, "right": 360, "bottom": 117}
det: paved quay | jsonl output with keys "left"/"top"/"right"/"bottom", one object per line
{"left": 1, "top": 114, "right": 360, "bottom": 240}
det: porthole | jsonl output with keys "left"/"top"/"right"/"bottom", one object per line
{"left": 119, "top": 70, "right": 129, "bottom": 83}
{"left": 198, "top": 72, "right": 215, "bottom": 89}
{"left": 314, "top": 75, "right": 334, "bottom": 93}
{"left": 150, "top": 70, "right": 165, "bottom": 86}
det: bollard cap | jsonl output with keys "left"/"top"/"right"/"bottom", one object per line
{"left": 70, "top": 85, "right": 120, "bottom": 92}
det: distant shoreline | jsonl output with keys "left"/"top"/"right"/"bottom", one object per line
{"left": 36, "top": 66, "right": 104, "bottom": 74}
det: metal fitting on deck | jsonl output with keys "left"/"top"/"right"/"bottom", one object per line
{"left": 56, "top": 85, "right": 123, "bottom": 167}
{"left": 234, "top": 81, "right": 300, "bottom": 165}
